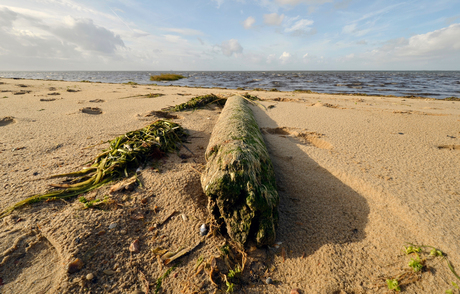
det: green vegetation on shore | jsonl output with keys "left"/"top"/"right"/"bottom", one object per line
{"left": 150, "top": 73, "right": 186, "bottom": 81}
{"left": 0, "top": 120, "right": 188, "bottom": 219}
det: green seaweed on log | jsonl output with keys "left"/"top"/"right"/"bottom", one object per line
{"left": 0, "top": 120, "right": 187, "bottom": 219}
{"left": 201, "top": 95, "right": 279, "bottom": 247}
{"left": 163, "top": 94, "right": 226, "bottom": 112}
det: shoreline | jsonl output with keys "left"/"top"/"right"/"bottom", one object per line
{"left": 1, "top": 72, "right": 459, "bottom": 100}
{"left": 1, "top": 78, "right": 460, "bottom": 293}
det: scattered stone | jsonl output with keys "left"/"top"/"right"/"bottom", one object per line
{"left": 108, "top": 223, "right": 117, "bottom": 230}
{"left": 129, "top": 239, "right": 140, "bottom": 253}
{"left": 199, "top": 224, "right": 208, "bottom": 236}
{"left": 49, "top": 87, "right": 56, "bottom": 91}
{"left": 265, "top": 277, "right": 273, "bottom": 284}
{"left": 131, "top": 290, "right": 144, "bottom": 294}
{"left": 67, "top": 258, "right": 84, "bottom": 274}
{"left": 89, "top": 99, "right": 105, "bottom": 103}
{"left": 48, "top": 92, "right": 60, "bottom": 95}
{"left": 67, "top": 89, "right": 80, "bottom": 92}
{"left": 291, "top": 289, "right": 300, "bottom": 294}
{"left": 120, "top": 229, "right": 127, "bottom": 235}
{"left": 40, "top": 98, "right": 57, "bottom": 102}
{"left": 86, "top": 273, "right": 94, "bottom": 281}
{"left": 103, "top": 269, "right": 116, "bottom": 275}
{"left": 97, "top": 230, "right": 106, "bottom": 236}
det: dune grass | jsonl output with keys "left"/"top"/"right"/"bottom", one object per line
{"left": 150, "top": 74, "right": 186, "bottom": 81}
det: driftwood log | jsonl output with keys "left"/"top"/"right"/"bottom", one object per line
{"left": 201, "top": 95, "right": 279, "bottom": 246}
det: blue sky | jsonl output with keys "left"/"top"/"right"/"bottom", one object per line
{"left": 0, "top": 0, "right": 459, "bottom": 70}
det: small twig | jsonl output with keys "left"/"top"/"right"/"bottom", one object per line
{"left": 158, "top": 210, "right": 176, "bottom": 226}
{"left": 139, "top": 270, "right": 150, "bottom": 294}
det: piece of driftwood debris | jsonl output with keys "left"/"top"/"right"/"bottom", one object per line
{"left": 201, "top": 95, "right": 279, "bottom": 247}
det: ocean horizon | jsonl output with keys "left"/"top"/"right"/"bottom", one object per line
{"left": 1, "top": 70, "right": 459, "bottom": 99}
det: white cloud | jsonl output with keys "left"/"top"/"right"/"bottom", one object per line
{"left": 285, "top": 18, "right": 314, "bottom": 33}
{"left": 303, "top": 53, "right": 308, "bottom": 58}
{"left": 0, "top": 7, "right": 17, "bottom": 27}
{"left": 279, "top": 51, "right": 291, "bottom": 63}
{"left": 342, "top": 23, "right": 356, "bottom": 34}
{"left": 212, "top": 0, "right": 225, "bottom": 8}
{"left": 221, "top": 39, "right": 243, "bottom": 57}
{"left": 376, "top": 24, "right": 460, "bottom": 59}
{"left": 345, "top": 53, "right": 354, "bottom": 59}
{"left": 53, "top": 17, "right": 125, "bottom": 54}
{"left": 161, "top": 27, "right": 204, "bottom": 36}
{"left": 242, "top": 16, "right": 255, "bottom": 29}
{"left": 334, "top": 0, "right": 352, "bottom": 10}
{"left": 264, "top": 13, "right": 284, "bottom": 26}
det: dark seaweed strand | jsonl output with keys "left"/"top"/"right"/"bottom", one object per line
{"left": 0, "top": 120, "right": 188, "bottom": 219}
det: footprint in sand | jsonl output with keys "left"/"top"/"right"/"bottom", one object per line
{"left": 0, "top": 116, "right": 16, "bottom": 126}
{"left": 0, "top": 228, "right": 63, "bottom": 293}
{"left": 262, "top": 127, "right": 333, "bottom": 150}
{"left": 80, "top": 107, "right": 103, "bottom": 115}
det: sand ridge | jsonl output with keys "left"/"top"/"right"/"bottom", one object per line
{"left": 1, "top": 78, "right": 460, "bottom": 293}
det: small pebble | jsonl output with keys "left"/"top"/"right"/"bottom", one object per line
{"left": 120, "top": 229, "right": 127, "bottom": 235}
{"left": 103, "top": 269, "right": 116, "bottom": 275}
{"left": 266, "top": 277, "right": 273, "bottom": 284}
{"left": 291, "top": 289, "right": 300, "bottom": 294}
{"left": 75, "top": 237, "right": 81, "bottom": 244}
{"left": 131, "top": 290, "right": 145, "bottom": 294}
{"left": 199, "top": 224, "right": 208, "bottom": 236}
{"left": 129, "top": 239, "right": 140, "bottom": 253}
{"left": 67, "top": 258, "right": 84, "bottom": 274}
{"left": 108, "top": 223, "right": 117, "bottom": 230}
{"left": 86, "top": 273, "right": 94, "bottom": 281}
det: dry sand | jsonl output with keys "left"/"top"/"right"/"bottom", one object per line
{"left": 0, "top": 78, "right": 459, "bottom": 294}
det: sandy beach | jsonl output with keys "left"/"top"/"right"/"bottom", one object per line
{"left": 1, "top": 78, "right": 459, "bottom": 293}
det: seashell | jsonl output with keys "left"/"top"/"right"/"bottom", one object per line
{"left": 199, "top": 224, "right": 208, "bottom": 236}
{"left": 129, "top": 239, "right": 140, "bottom": 253}
{"left": 67, "top": 258, "right": 84, "bottom": 274}
{"left": 108, "top": 223, "right": 117, "bottom": 229}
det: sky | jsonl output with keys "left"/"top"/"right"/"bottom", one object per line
{"left": 0, "top": 0, "right": 459, "bottom": 71}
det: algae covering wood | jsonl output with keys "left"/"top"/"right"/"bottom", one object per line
{"left": 201, "top": 95, "right": 279, "bottom": 247}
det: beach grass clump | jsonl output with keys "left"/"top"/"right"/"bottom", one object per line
{"left": 0, "top": 120, "right": 188, "bottom": 219}
{"left": 443, "top": 96, "right": 460, "bottom": 101}
{"left": 293, "top": 89, "right": 316, "bottom": 94}
{"left": 150, "top": 74, "right": 186, "bottom": 82}
{"left": 163, "top": 94, "right": 226, "bottom": 112}
{"left": 123, "top": 81, "right": 139, "bottom": 85}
